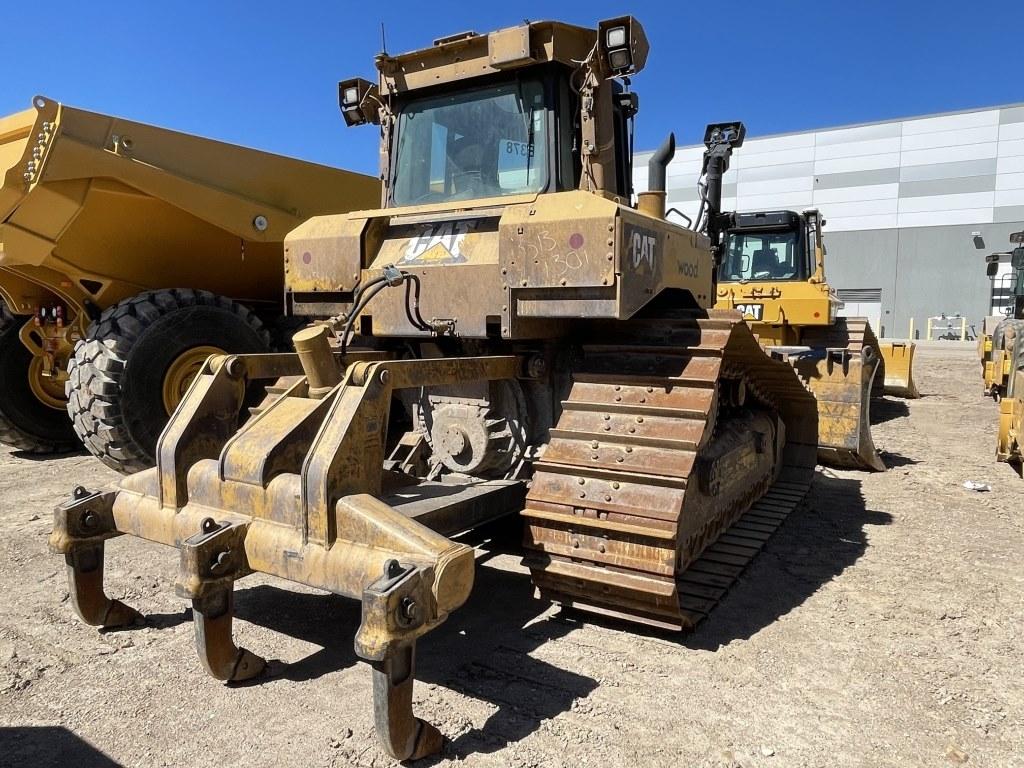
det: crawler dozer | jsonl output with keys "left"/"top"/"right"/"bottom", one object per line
{"left": 0, "top": 97, "right": 378, "bottom": 468}
{"left": 714, "top": 209, "right": 919, "bottom": 471}
{"left": 51, "top": 18, "right": 818, "bottom": 759}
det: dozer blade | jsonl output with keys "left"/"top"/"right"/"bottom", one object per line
{"left": 48, "top": 338, "right": 529, "bottom": 761}
{"left": 522, "top": 312, "right": 819, "bottom": 630}
{"left": 791, "top": 346, "right": 886, "bottom": 472}
{"left": 879, "top": 342, "right": 921, "bottom": 399}
{"left": 802, "top": 316, "right": 920, "bottom": 400}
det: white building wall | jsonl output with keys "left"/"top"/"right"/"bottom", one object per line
{"left": 634, "top": 102, "right": 1024, "bottom": 233}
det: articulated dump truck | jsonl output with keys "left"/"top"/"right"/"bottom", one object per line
{"left": 0, "top": 97, "right": 378, "bottom": 469}
{"left": 715, "top": 209, "right": 919, "bottom": 471}
{"left": 50, "top": 18, "right": 818, "bottom": 760}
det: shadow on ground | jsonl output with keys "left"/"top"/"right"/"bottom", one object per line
{"left": 880, "top": 451, "right": 919, "bottom": 468}
{"left": 230, "top": 517, "right": 596, "bottom": 759}
{"left": 0, "top": 726, "right": 122, "bottom": 767}
{"left": 871, "top": 397, "right": 910, "bottom": 425}
{"left": 683, "top": 471, "right": 890, "bottom": 650}
{"left": 573, "top": 472, "right": 891, "bottom": 651}
{"left": 98, "top": 476, "right": 887, "bottom": 759}
{"left": 10, "top": 447, "right": 87, "bottom": 462}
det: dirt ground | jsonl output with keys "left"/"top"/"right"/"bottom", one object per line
{"left": 0, "top": 345, "right": 1021, "bottom": 768}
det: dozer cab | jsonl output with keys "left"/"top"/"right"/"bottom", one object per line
{"left": 985, "top": 232, "right": 1024, "bottom": 470}
{"left": 50, "top": 17, "right": 818, "bottom": 760}
{"left": 0, "top": 97, "right": 378, "bottom": 468}
{"left": 714, "top": 209, "right": 918, "bottom": 471}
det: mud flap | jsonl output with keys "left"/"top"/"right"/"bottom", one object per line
{"left": 791, "top": 347, "right": 886, "bottom": 472}
{"left": 879, "top": 342, "right": 921, "bottom": 399}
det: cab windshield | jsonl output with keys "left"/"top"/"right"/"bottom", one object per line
{"left": 719, "top": 230, "right": 803, "bottom": 282}
{"left": 391, "top": 80, "right": 549, "bottom": 206}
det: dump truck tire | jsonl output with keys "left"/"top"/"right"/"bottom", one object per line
{"left": 67, "top": 289, "right": 271, "bottom": 474}
{"left": 0, "top": 304, "right": 80, "bottom": 454}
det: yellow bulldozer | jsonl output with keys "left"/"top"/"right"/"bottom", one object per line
{"left": 0, "top": 97, "right": 378, "bottom": 469}
{"left": 714, "top": 209, "right": 919, "bottom": 471}
{"left": 50, "top": 17, "right": 819, "bottom": 759}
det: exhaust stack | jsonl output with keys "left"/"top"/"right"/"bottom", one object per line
{"left": 637, "top": 132, "right": 675, "bottom": 219}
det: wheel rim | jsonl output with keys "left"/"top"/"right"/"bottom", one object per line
{"left": 162, "top": 346, "right": 223, "bottom": 415}
{"left": 27, "top": 356, "right": 68, "bottom": 411}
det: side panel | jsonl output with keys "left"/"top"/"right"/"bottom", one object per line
{"left": 617, "top": 207, "right": 712, "bottom": 316}
{"left": 284, "top": 192, "right": 716, "bottom": 338}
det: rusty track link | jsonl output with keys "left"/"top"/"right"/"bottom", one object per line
{"left": 522, "top": 311, "right": 817, "bottom": 631}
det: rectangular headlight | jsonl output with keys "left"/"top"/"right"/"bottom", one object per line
{"left": 606, "top": 26, "right": 627, "bottom": 48}
{"left": 608, "top": 49, "right": 632, "bottom": 71}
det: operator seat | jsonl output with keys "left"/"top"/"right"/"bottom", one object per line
{"left": 752, "top": 247, "right": 778, "bottom": 277}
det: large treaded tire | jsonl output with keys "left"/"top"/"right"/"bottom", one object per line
{"left": 67, "top": 289, "right": 270, "bottom": 474}
{"left": 0, "top": 303, "right": 80, "bottom": 454}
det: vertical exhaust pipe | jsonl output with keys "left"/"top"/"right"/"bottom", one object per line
{"left": 637, "top": 132, "right": 675, "bottom": 219}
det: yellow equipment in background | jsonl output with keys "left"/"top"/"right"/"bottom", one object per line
{"left": 988, "top": 232, "right": 1024, "bottom": 470}
{"left": 715, "top": 209, "right": 919, "bottom": 471}
{"left": 0, "top": 97, "right": 378, "bottom": 468}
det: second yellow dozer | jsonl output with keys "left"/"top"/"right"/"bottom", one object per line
{"left": 0, "top": 96, "right": 378, "bottom": 468}
{"left": 714, "top": 209, "right": 919, "bottom": 471}
{"left": 50, "top": 17, "right": 818, "bottom": 759}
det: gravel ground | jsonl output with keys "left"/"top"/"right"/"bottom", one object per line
{"left": 0, "top": 345, "right": 1021, "bottom": 768}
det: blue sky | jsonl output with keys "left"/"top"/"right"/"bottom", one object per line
{"left": 3, "top": 1, "right": 1022, "bottom": 175}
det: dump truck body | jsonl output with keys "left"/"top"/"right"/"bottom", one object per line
{"left": 0, "top": 96, "right": 379, "bottom": 464}
{"left": 52, "top": 17, "right": 818, "bottom": 760}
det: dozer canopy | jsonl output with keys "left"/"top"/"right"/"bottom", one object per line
{"left": 716, "top": 208, "right": 838, "bottom": 331}
{"left": 719, "top": 210, "right": 813, "bottom": 283}
{"left": 288, "top": 16, "right": 716, "bottom": 336}
{"left": 340, "top": 17, "right": 649, "bottom": 206}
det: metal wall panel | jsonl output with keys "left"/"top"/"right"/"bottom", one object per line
{"left": 899, "top": 158, "right": 997, "bottom": 181}
{"left": 814, "top": 183, "right": 900, "bottom": 205}
{"left": 899, "top": 175, "right": 997, "bottom": 197}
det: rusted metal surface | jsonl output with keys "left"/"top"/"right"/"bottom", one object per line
{"left": 523, "top": 311, "right": 817, "bottom": 629}
{"left": 50, "top": 349, "right": 532, "bottom": 760}
{"left": 788, "top": 346, "right": 885, "bottom": 472}
{"left": 777, "top": 317, "right": 886, "bottom": 470}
